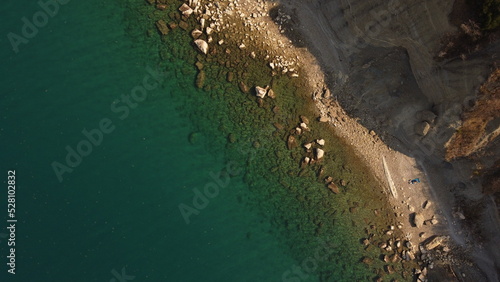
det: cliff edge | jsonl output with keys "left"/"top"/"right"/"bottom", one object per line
{"left": 273, "top": 0, "right": 500, "bottom": 280}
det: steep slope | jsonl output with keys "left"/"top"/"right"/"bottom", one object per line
{"left": 274, "top": 0, "right": 500, "bottom": 279}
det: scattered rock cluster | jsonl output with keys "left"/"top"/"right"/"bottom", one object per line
{"left": 164, "top": 0, "right": 301, "bottom": 77}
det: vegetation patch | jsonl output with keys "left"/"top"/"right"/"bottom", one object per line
{"left": 445, "top": 69, "right": 500, "bottom": 160}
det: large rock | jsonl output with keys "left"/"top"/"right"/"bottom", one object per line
{"left": 413, "top": 213, "right": 425, "bottom": 228}
{"left": 315, "top": 148, "right": 325, "bottom": 160}
{"left": 179, "top": 3, "right": 193, "bottom": 17}
{"left": 425, "top": 236, "right": 446, "bottom": 250}
{"left": 255, "top": 86, "right": 267, "bottom": 98}
{"left": 194, "top": 39, "right": 208, "bottom": 54}
{"left": 155, "top": 20, "right": 169, "bottom": 35}
{"left": 191, "top": 29, "right": 203, "bottom": 39}
{"left": 414, "top": 121, "right": 431, "bottom": 136}
{"left": 328, "top": 182, "right": 340, "bottom": 194}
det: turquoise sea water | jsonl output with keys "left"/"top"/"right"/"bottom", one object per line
{"left": 0, "top": 1, "right": 304, "bottom": 281}
{"left": 0, "top": 1, "right": 409, "bottom": 281}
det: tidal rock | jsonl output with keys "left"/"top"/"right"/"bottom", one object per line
{"left": 316, "top": 139, "right": 325, "bottom": 146}
{"left": 194, "top": 39, "right": 208, "bottom": 54}
{"left": 328, "top": 182, "right": 340, "bottom": 194}
{"left": 239, "top": 81, "right": 249, "bottom": 93}
{"left": 300, "top": 115, "right": 310, "bottom": 124}
{"left": 324, "top": 176, "right": 333, "bottom": 184}
{"left": 383, "top": 255, "right": 390, "bottom": 262}
{"left": 301, "top": 157, "right": 310, "bottom": 167}
{"left": 287, "top": 135, "right": 297, "bottom": 150}
{"left": 255, "top": 86, "right": 267, "bottom": 98}
{"left": 179, "top": 4, "right": 193, "bottom": 17}
{"left": 168, "top": 22, "right": 177, "bottom": 29}
{"left": 319, "top": 116, "right": 329, "bottom": 122}
{"left": 191, "top": 29, "right": 203, "bottom": 38}
{"left": 195, "top": 61, "right": 204, "bottom": 70}
{"left": 267, "top": 89, "right": 276, "bottom": 99}
{"left": 156, "top": 4, "right": 167, "bottom": 10}
{"left": 178, "top": 21, "right": 189, "bottom": 31}
{"left": 315, "top": 148, "right": 324, "bottom": 160}
{"left": 303, "top": 143, "right": 312, "bottom": 150}
{"left": 300, "top": 122, "right": 308, "bottom": 130}
{"left": 195, "top": 71, "right": 205, "bottom": 88}
{"left": 155, "top": 20, "right": 169, "bottom": 35}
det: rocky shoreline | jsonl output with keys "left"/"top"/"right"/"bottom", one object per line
{"left": 143, "top": 0, "right": 495, "bottom": 280}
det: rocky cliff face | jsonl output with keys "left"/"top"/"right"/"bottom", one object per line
{"left": 274, "top": 0, "right": 500, "bottom": 279}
